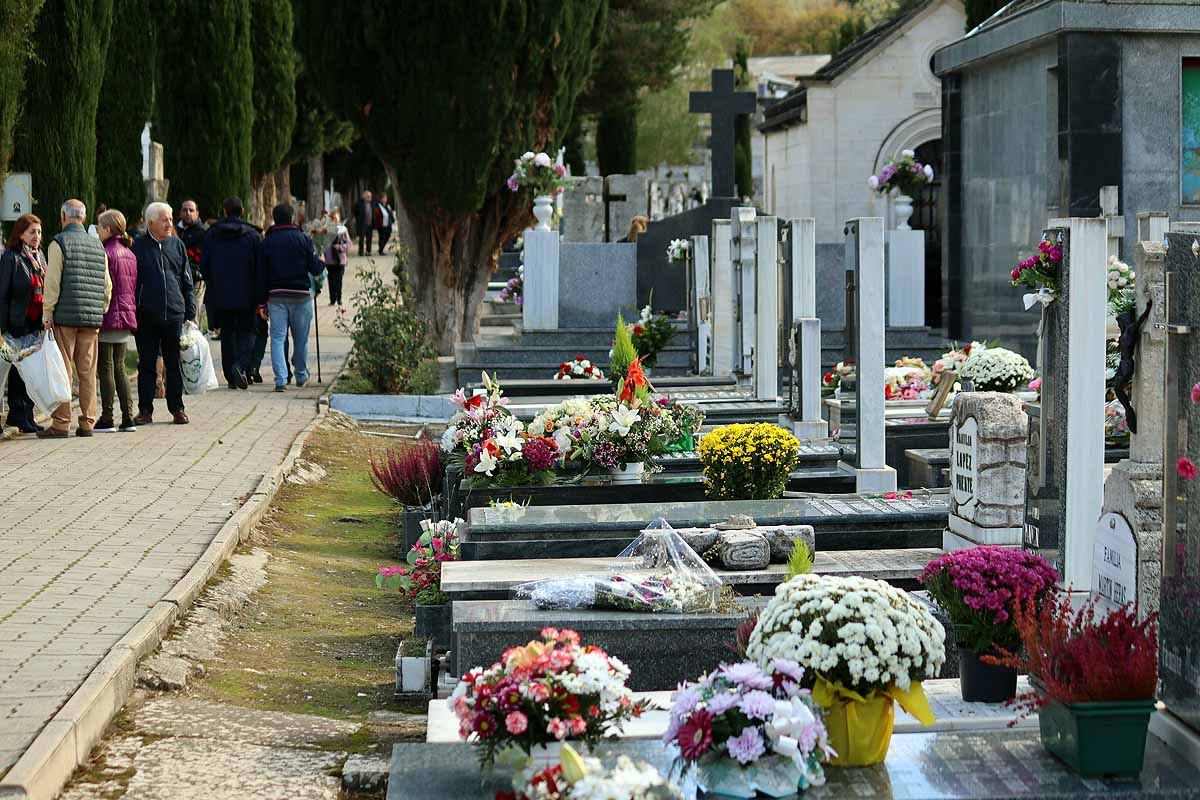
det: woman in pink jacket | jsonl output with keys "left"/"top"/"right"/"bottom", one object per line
{"left": 96, "top": 209, "right": 138, "bottom": 432}
{"left": 323, "top": 209, "right": 351, "bottom": 306}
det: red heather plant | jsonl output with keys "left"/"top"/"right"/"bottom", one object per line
{"left": 919, "top": 545, "right": 1059, "bottom": 654}
{"left": 369, "top": 438, "right": 442, "bottom": 506}
{"left": 984, "top": 594, "right": 1158, "bottom": 723}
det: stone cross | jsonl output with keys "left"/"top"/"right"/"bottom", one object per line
{"left": 840, "top": 217, "right": 896, "bottom": 493}
{"left": 710, "top": 218, "right": 736, "bottom": 376}
{"left": 754, "top": 215, "right": 779, "bottom": 400}
{"left": 689, "top": 69, "right": 757, "bottom": 199}
{"left": 1023, "top": 218, "right": 1107, "bottom": 587}
{"left": 789, "top": 218, "right": 827, "bottom": 440}
{"left": 691, "top": 234, "right": 711, "bottom": 374}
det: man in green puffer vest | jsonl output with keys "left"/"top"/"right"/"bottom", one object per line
{"left": 39, "top": 199, "right": 112, "bottom": 438}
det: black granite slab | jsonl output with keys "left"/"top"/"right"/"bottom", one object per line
{"left": 462, "top": 495, "right": 950, "bottom": 560}
{"left": 386, "top": 728, "right": 1200, "bottom": 799}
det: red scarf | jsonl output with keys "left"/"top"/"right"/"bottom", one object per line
{"left": 23, "top": 244, "right": 45, "bottom": 322}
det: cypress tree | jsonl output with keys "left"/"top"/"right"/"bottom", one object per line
{"left": 157, "top": 0, "right": 253, "bottom": 220}
{"left": 250, "top": 0, "right": 296, "bottom": 219}
{"left": 95, "top": 0, "right": 155, "bottom": 219}
{"left": 298, "top": 0, "right": 608, "bottom": 352}
{"left": 733, "top": 40, "right": 753, "bottom": 200}
{"left": 12, "top": 0, "right": 114, "bottom": 235}
{"left": 964, "top": 0, "right": 1005, "bottom": 29}
{"left": 0, "top": 0, "right": 46, "bottom": 186}
{"left": 596, "top": 106, "right": 638, "bottom": 176}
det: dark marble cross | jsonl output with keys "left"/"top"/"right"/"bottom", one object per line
{"left": 689, "top": 69, "right": 757, "bottom": 199}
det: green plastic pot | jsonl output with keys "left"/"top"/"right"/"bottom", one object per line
{"left": 664, "top": 432, "right": 695, "bottom": 453}
{"left": 1034, "top": 680, "right": 1155, "bottom": 777}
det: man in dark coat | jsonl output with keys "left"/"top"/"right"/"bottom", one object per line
{"left": 200, "top": 196, "right": 261, "bottom": 390}
{"left": 373, "top": 193, "right": 396, "bottom": 255}
{"left": 257, "top": 204, "right": 325, "bottom": 391}
{"left": 132, "top": 201, "right": 195, "bottom": 425}
{"left": 353, "top": 190, "right": 373, "bottom": 256}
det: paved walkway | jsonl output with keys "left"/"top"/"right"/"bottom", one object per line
{"left": 0, "top": 255, "right": 380, "bottom": 783}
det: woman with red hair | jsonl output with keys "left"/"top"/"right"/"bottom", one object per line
{"left": 0, "top": 214, "right": 48, "bottom": 433}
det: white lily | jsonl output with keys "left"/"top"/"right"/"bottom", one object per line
{"left": 474, "top": 448, "right": 498, "bottom": 476}
{"left": 493, "top": 431, "right": 524, "bottom": 455}
{"left": 608, "top": 404, "right": 640, "bottom": 437}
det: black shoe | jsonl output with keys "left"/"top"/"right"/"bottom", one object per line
{"left": 119, "top": 416, "right": 137, "bottom": 432}
{"left": 94, "top": 418, "right": 116, "bottom": 432}
{"left": 250, "top": 368, "right": 263, "bottom": 384}
{"left": 274, "top": 384, "right": 286, "bottom": 393}
{"left": 13, "top": 422, "right": 41, "bottom": 434}
{"left": 236, "top": 371, "right": 249, "bottom": 390}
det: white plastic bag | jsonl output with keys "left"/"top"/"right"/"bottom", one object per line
{"left": 12, "top": 330, "right": 71, "bottom": 415}
{"left": 179, "top": 321, "right": 218, "bottom": 395}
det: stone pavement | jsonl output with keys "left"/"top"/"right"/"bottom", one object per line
{"left": 0, "top": 255, "right": 382, "bottom": 790}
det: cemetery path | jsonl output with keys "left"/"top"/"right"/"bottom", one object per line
{"left": 0, "top": 256, "right": 379, "bottom": 798}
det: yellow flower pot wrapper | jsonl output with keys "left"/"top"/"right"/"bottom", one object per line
{"left": 813, "top": 675, "right": 935, "bottom": 766}
{"left": 698, "top": 423, "right": 801, "bottom": 500}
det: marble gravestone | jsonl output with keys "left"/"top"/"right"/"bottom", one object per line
{"left": 944, "top": 392, "right": 1027, "bottom": 551}
{"left": 1159, "top": 232, "right": 1200, "bottom": 735}
{"left": 1099, "top": 240, "right": 1168, "bottom": 617}
{"left": 559, "top": 176, "right": 605, "bottom": 243}
{"left": 1023, "top": 219, "right": 1107, "bottom": 587}
{"left": 606, "top": 174, "right": 648, "bottom": 245}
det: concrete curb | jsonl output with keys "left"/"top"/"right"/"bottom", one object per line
{"left": 0, "top": 399, "right": 331, "bottom": 800}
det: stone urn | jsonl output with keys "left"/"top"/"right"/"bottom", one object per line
{"left": 532, "top": 195, "right": 554, "bottom": 231}
{"left": 893, "top": 193, "right": 914, "bottom": 230}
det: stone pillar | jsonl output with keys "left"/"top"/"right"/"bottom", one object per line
{"left": 790, "top": 218, "right": 826, "bottom": 440}
{"left": 144, "top": 142, "right": 169, "bottom": 206}
{"left": 944, "top": 392, "right": 1028, "bottom": 550}
{"left": 522, "top": 230, "right": 559, "bottom": 331}
{"left": 1100, "top": 241, "right": 1166, "bottom": 616}
{"left": 733, "top": 207, "right": 757, "bottom": 376}
{"left": 1024, "top": 218, "right": 1108, "bottom": 587}
{"left": 754, "top": 216, "right": 779, "bottom": 400}
{"left": 841, "top": 217, "right": 896, "bottom": 493}
{"left": 561, "top": 177, "right": 605, "bottom": 243}
{"left": 1136, "top": 212, "right": 1169, "bottom": 245}
{"left": 885, "top": 228, "right": 925, "bottom": 327}
{"left": 711, "top": 219, "right": 735, "bottom": 377}
{"left": 692, "top": 234, "right": 711, "bottom": 375}
{"left": 1100, "top": 185, "right": 1124, "bottom": 260}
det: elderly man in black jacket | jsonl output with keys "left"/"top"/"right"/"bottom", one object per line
{"left": 200, "top": 196, "right": 260, "bottom": 390}
{"left": 132, "top": 201, "right": 195, "bottom": 425}
{"left": 257, "top": 204, "right": 325, "bottom": 392}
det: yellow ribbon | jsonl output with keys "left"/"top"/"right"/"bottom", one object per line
{"left": 812, "top": 675, "right": 935, "bottom": 766}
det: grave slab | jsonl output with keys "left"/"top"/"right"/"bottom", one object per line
{"left": 387, "top": 727, "right": 1200, "bottom": 799}
{"left": 558, "top": 243, "right": 638, "bottom": 327}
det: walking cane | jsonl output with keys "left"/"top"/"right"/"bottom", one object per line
{"left": 313, "top": 292, "right": 323, "bottom": 384}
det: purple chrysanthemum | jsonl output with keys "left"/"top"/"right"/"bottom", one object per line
{"left": 720, "top": 662, "right": 772, "bottom": 690}
{"left": 726, "top": 727, "right": 766, "bottom": 764}
{"left": 705, "top": 691, "right": 741, "bottom": 716}
{"left": 738, "top": 690, "right": 776, "bottom": 720}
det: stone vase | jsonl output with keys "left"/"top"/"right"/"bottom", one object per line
{"left": 893, "top": 194, "right": 915, "bottom": 231}
{"left": 532, "top": 195, "right": 554, "bottom": 231}
{"left": 608, "top": 462, "right": 645, "bottom": 483}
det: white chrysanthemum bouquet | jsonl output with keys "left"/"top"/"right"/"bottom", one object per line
{"left": 959, "top": 346, "right": 1034, "bottom": 392}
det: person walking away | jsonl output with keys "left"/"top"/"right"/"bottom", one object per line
{"left": 94, "top": 210, "right": 138, "bottom": 432}
{"left": 132, "top": 202, "right": 195, "bottom": 425}
{"left": 200, "top": 196, "right": 261, "bottom": 389}
{"left": 324, "top": 209, "right": 350, "bottom": 305}
{"left": 0, "top": 214, "right": 48, "bottom": 434}
{"left": 353, "top": 190, "right": 373, "bottom": 256}
{"left": 373, "top": 193, "right": 395, "bottom": 255}
{"left": 257, "top": 204, "right": 324, "bottom": 392}
{"left": 39, "top": 199, "right": 112, "bottom": 438}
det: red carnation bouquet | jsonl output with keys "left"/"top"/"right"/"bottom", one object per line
{"left": 449, "top": 627, "right": 649, "bottom": 767}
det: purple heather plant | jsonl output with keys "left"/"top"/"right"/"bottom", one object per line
{"left": 919, "top": 545, "right": 1060, "bottom": 654}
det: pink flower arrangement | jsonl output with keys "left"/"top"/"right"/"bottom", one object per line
{"left": 448, "top": 628, "right": 648, "bottom": 767}
{"left": 376, "top": 518, "right": 462, "bottom": 604}
{"left": 1192, "top": 382, "right": 1200, "bottom": 405}
{"left": 506, "top": 151, "right": 571, "bottom": 197}
{"left": 919, "top": 545, "right": 1060, "bottom": 654}
{"left": 1029, "top": 377, "right": 1042, "bottom": 392}
{"left": 867, "top": 149, "right": 933, "bottom": 196}
{"left": 1011, "top": 240, "right": 1062, "bottom": 294}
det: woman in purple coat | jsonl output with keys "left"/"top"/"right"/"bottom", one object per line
{"left": 95, "top": 209, "right": 138, "bottom": 432}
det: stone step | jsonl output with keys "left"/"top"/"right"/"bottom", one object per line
{"left": 462, "top": 374, "right": 738, "bottom": 397}
{"left": 469, "top": 343, "right": 693, "bottom": 366}
{"left": 455, "top": 364, "right": 694, "bottom": 383}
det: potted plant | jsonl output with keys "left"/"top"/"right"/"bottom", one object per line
{"left": 376, "top": 518, "right": 462, "bottom": 651}
{"left": 984, "top": 595, "right": 1158, "bottom": 778}
{"left": 505, "top": 150, "right": 570, "bottom": 230}
{"left": 698, "top": 423, "right": 800, "bottom": 500}
{"left": 867, "top": 150, "right": 933, "bottom": 230}
{"left": 657, "top": 397, "right": 705, "bottom": 452}
{"left": 918, "top": 546, "right": 1060, "bottom": 702}
{"left": 664, "top": 660, "right": 833, "bottom": 796}
{"left": 449, "top": 627, "right": 650, "bottom": 770}
{"left": 958, "top": 347, "right": 1035, "bottom": 393}
{"left": 747, "top": 574, "right": 945, "bottom": 766}
{"left": 370, "top": 438, "right": 443, "bottom": 552}
{"left": 397, "top": 636, "right": 431, "bottom": 695}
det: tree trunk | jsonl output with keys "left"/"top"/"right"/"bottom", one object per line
{"left": 307, "top": 154, "right": 324, "bottom": 220}
{"left": 274, "top": 165, "right": 291, "bottom": 207}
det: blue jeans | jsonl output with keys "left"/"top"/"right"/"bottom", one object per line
{"left": 269, "top": 299, "right": 313, "bottom": 387}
